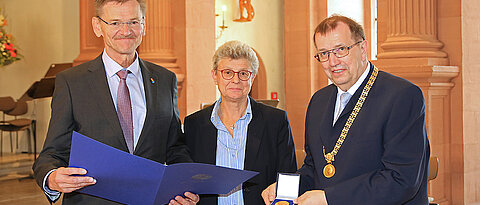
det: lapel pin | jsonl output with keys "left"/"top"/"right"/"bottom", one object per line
{"left": 150, "top": 77, "right": 155, "bottom": 84}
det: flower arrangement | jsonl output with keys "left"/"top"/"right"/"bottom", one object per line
{"left": 0, "top": 11, "right": 20, "bottom": 67}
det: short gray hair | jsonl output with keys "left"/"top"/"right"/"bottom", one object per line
{"left": 95, "top": 0, "right": 146, "bottom": 17}
{"left": 212, "top": 40, "right": 259, "bottom": 74}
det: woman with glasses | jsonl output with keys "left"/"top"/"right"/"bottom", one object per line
{"left": 184, "top": 40, "right": 297, "bottom": 205}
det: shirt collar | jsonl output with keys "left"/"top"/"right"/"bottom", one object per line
{"left": 102, "top": 50, "right": 141, "bottom": 78}
{"left": 337, "top": 62, "right": 371, "bottom": 96}
{"left": 210, "top": 97, "right": 252, "bottom": 128}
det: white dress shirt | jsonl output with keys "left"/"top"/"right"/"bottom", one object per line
{"left": 333, "top": 63, "right": 371, "bottom": 125}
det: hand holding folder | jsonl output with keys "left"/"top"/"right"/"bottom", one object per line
{"left": 68, "top": 131, "right": 258, "bottom": 205}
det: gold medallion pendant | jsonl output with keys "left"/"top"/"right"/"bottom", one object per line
{"left": 275, "top": 201, "right": 290, "bottom": 205}
{"left": 323, "top": 163, "right": 335, "bottom": 178}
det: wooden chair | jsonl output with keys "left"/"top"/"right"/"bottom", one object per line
{"left": 428, "top": 156, "right": 439, "bottom": 205}
{"left": 0, "top": 99, "right": 36, "bottom": 159}
{"left": 256, "top": 99, "right": 280, "bottom": 107}
{"left": 200, "top": 102, "right": 212, "bottom": 110}
{"left": 295, "top": 149, "right": 306, "bottom": 169}
{"left": 288, "top": 151, "right": 439, "bottom": 204}
{"left": 0, "top": 96, "right": 16, "bottom": 155}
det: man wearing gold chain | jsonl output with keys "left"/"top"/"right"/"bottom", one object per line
{"left": 262, "top": 15, "right": 430, "bottom": 205}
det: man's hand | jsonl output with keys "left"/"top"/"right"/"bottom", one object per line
{"left": 293, "top": 190, "right": 327, "bottom": 205}
{"left": 47, "top": 167, "right": 96, "bottom": 193}
{"left": 168, "top": 192, "right": 199, "bottom": 205}
{"left": 261, "top": 182, "right": 277, "bottom": 205}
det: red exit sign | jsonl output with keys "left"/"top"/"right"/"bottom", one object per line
{"left": 271, "top": 92, "right": 278, "bottom": 100}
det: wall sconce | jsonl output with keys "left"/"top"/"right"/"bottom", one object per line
{"left": 216, "top": 5, "right": 228, "bottom": 39}
{"left": 234, "top": 0, "right": 254, "bottom": 22}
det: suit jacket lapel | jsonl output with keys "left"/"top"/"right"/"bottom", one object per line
{"left": 203, "top": 106, "right": 218, "bottom": 164}
{"left": 321, "top": 86, "right": 338, "bottom": 149}
{"left": 244, "top": 98, "right": 264, "bottom": 171}
{"left": 134, "top": 59, "right": 157, "bottom": 153}
{"left": 86, "top": 55, "right": 127, "bottom": 150}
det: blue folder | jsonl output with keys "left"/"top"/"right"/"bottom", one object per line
{"left": 68, "top": 131, "right": 258, "bottom": 205}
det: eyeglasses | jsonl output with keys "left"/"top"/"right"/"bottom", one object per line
{"left": 314, "top": 41, "right": 363, "bottom": 62}
{"left": 97, "top": 16, "right": 144, "bottom": 31}
{"left": 219, "top": 69, "right": 253, "bottom": 81}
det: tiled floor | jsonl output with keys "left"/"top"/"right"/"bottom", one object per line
{"left": 0, "top": 153, "right": 34, "bottom": 163}
{"left": 0, "top": 178, "right": 52, "bottom": 205}
{"left": 0, "top": 153, "right": 60, "bottom": 204}
{"left": 0, "top": 153, "right": 34, "bottom": 181}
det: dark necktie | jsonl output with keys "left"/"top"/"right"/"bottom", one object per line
{"left": 116, "top": 70, "right": 134, "bottom": 154}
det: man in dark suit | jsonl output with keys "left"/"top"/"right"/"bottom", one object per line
{"left": 185, "top": 41, "right": 297, "bottom": 205}
{"left": 33, "top": 0, "right": 197, "bottom": 204}
{"left": 262, "top": 15, "right": 430, "bottom": 204}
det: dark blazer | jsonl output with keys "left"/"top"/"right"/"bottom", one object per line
{"left": 33, "top": 55, "right": 191, "bottom": 204}
{"left": 298, "top": 63, "right": 430, "bottom": 205}
{"left": 184, "top": 98, "right": 297, "bottom": 205}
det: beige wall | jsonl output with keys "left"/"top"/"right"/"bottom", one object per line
{"left": 0, "top": 0, "right": 79, "bottom": 98}
{"left": 462, "top": 0, "right": 480, "bottom": 204}
{"left": 215, "top": 0, "right": 285, "bottom": 108}
{"left": 0, "top": 0, "right": 79, "bottom": 153}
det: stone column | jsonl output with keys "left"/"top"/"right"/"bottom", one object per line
{"left": 283, "top": 0, "right": 328, "bottom": 167}
{"left": 377, "top": 0, "right": 447, "bottom": 63}
{"left": 73, "top": 1, "right": 103, "bottom": 66}
{"left": 183, "top": 0, "right": 216, "bottom": 116}
{"left": 138, "top": 0, "right": 184, "bottom": 92}
{"left": 374, "top": 0, "right": 459, "bottom": 204}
